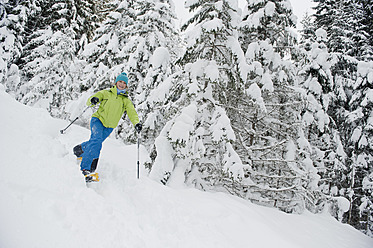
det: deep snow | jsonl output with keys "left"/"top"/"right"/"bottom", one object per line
{"left": 0, "top": 85, "right": 371, "bottom": 248}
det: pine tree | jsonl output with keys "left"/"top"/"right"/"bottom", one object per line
{"left": 357, "top": 0, "right": 373, "bottom": 61}
{"left": 313, "top": 0, "right": 373, "bottom": 236}
{"left": 16, "top": 0, "right": 83, "bottom": 117}
{"left": 79, "top": 0, "right": 134, "bottom": 91}
{"left": 343, "top": 61, "right": 373, "bottom": 236}
{"left": 239, "top": 0, "right": 297, "bottom": 57}
{"left": 297, "top": 27, "right": 348, "bottom": 214}
{"left": 291, "top": 11, "right": 316, "bottom": 69}
{"left": 299, "top": 12, "right": 316, "bottom": 49}
{"left": 314, "top": 0, "right": 371, "bottom": 61}
{"left": 0, "top": 0, "right": 30, "bottom": 91}
{"left": 149, "top": 0, "right": 244, "bottom": 189}
{"left": 74, "top": 0, "right": 101, "bottom": 50}
{"left": 233, "top": 0, "right": 319, "bottom": 213}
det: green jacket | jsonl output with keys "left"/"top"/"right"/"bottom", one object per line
{"left": 87, "top": 86, "right": 139, "bottom": 128}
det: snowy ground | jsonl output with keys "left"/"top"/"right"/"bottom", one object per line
{"left": 0, "top": 85, "right": 371, "bottom": 248}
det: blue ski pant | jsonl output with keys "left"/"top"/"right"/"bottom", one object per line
{"left": 80, "top": 117, "right": 113, "bottom": 171}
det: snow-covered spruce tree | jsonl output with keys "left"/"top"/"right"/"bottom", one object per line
{"left": 74, "top": 0, "right": 101, "bottom": 51}
{"left": 114, "top": 0, "right": 182, "bottom": 146}
{"left": 343, "top": 61, "right": 373, "bottom": 236}
{"left": 149, "top": 0, "right": 245, "bottom": 189}
{"left": 79, "top": 0, "right": 135, "bottom": 91}
{"left": 298, "top": 12, "right": 316, "bottom": 51}
{"left": 16, "top": 0, "right": 84, "bottom": 117}
{"left": 314, "top": 0, "right": 371, "bottom": 61}
{"left": 313, "top": 0, "right": 373, "bottom": 235}
{"left": 312, "top": 0, "right": 366, "bottom": 93}
{"left": 313, "top": 0, "right": 349, "bottom": 55}
{"left": 0, "top": 0, "right": 31, "bottom": 92}
{"left": 0, "top": 0, "right": 7, "bottom": 83}
{"left": 239, "top": 0, "right": 297, "bottom": 57}
{"left": 296, "top": 28, "right": 349, "bottom": 214}
{"left": 357, "top": 0, "right": 372, "bottom": 61}
{"left": 233, "top": 0, "right": 320, "bottom": 213}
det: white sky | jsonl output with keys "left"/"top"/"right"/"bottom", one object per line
{"left": 287, "top": 0, "right": 316, "bottom": 28}
{"left": 174, "top": 0, "right": 316, "bottom": 30}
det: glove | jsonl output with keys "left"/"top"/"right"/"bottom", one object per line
{"left": 135, "top": 123, "right": 142, "bottom": 133}
{"left": 91, "top": 97, "right": 99, "bottom": 105}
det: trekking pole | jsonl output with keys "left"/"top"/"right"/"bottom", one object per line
{"left": 60, "top": 105, "right": 93, "bottom": 134}
{"left": 137, "top": 133, "right": 141, "bottom": 179}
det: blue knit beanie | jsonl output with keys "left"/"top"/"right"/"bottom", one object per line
{"left": 115, "top": 72, "right": 129, "bottom": 85}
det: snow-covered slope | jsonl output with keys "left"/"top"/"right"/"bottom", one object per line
{"left": 0, "top": 85, "right": 371, "bottom": 248}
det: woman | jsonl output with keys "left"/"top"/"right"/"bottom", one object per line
{"left": 73, "top": 72, "right": 142, "bottom": 182}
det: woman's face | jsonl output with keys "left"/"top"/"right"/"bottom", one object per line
{"left": 116, "top": 80, "right": 127, "bottom": 90}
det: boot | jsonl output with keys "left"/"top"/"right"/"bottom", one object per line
{"left": 82, "top": 169, "right": 99, "bottom": 182}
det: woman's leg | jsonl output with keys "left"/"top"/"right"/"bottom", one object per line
{"left": 80, "top": 117, "right": 113, "bottom": 171}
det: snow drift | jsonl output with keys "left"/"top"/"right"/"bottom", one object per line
{"left": 0, "top": 85, "right": 371, "bottom": 248}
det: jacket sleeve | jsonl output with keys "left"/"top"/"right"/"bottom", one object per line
{"left": 86, "top": 90, "right": 105, "bottom": 106}
{"left": 125, "top": 99, "right": 140, "bottom": 126}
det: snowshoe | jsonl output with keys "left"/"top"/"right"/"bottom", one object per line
{"left": 82, "top": 169, "right": 99, "bottom": 183}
